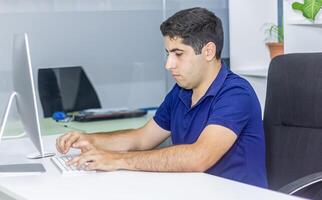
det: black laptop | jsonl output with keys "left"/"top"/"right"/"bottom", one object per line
{"left": 73, "top": 108, "right": 147, "bottom": 122}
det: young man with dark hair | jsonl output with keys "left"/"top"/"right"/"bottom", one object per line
{"left": 56, "top": 7, "right": 267, "bottom": 188}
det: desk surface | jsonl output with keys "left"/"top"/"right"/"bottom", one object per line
{"left": 4, "top": 112, "right": 155, "bottom": 137}
{"left": 0, "top": 136, "right": 302, "bottom": 200}
{"left": 0, "top": 114, "right": 303, "bottom": 200}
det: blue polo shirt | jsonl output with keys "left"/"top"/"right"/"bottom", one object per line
{"left": 153, "top": 63, "right": 267, "bottom": 188}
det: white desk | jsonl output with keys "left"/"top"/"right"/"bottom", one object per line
{"left": 0, "top": 135, "right": 303, "bottom": 200}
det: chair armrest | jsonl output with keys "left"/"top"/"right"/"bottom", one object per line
{"left": 278, "top": 172, "right": 322, "bottom": 195}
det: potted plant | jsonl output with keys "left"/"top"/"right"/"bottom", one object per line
{"left": 263, "top": 23, "right": 284, "bottom": 59}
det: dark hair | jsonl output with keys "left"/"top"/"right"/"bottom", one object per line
{"left": 160, "top": 7, "right": 223, "bottom": 59}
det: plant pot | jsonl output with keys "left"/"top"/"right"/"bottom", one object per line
{"left": 266, "top": 42, "right": 284, "bottom": 59}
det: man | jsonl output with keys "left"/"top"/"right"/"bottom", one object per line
{"left": 56, "top": 7, "right": 267, "bottom": 188}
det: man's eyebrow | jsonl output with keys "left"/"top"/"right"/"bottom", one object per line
{"left": 165, "top": 48, "right": 184, "bottom": 53}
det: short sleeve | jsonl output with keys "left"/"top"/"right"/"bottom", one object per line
{"left": 153, "top": 85, "right": 178, "bottom": 131}
{"left": 207, "top": 85, "right": 252, "bottom": 136}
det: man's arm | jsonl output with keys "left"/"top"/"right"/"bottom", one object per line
{"left": 56, "top": 119, "right": 170, "bottom": 154}
{"left": 90, "top": 119, "right": 170, "bottom": 151}
{"left": 70, "top": 124, "right": 237, "bottom": 172}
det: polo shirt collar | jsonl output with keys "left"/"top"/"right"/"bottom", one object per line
{"left": 178, "top": 61, "right": 229, "bottom": 109}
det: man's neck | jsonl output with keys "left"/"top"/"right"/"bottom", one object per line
{"left": 191, "top": 60, "right": 222, "bottom": 107}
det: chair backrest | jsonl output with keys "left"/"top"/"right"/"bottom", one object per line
{"left": 264, "top": 53, "right": 322, "bottom": 191}
{"left": 38, "top": 66, "right": 101, "bottom": 117}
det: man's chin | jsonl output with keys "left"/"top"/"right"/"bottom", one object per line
{"left": 176, "top": 81, "right": 183, "bottom": 87}
{"left": 176, "top": 82, "right": 191, "bottom": 90}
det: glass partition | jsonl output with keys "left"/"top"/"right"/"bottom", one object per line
{"left": 0, "top": 0, "right": 229, "bottom": 116}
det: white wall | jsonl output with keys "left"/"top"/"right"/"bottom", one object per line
{"left": 229, "top": 0, "right": 278, "bottom": 71}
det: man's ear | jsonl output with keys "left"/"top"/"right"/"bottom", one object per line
{"left": 202, "top": 42, "right": 217, "bottom": 61}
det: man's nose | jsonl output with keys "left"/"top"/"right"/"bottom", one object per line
{"left": 165, "top": 56, "right": 176, "bottom": 70}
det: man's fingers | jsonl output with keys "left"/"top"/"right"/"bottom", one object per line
{"left": 64, "top": 133, "right": 80, "bottom": 153}
{"left": 56, "top": 132, "right": 80, "bottom": 154}
{"left": 67, "top": 155, "right": 81, "bottom": 166}
{"left": 72, "top": 140, "right": 93, "bottom": 152}
{"left": 85, "top": 162, "right": 97, "bottom": 171}
{"left": 56, "top": 135, "right": 66, "bottom": 153}
{"left": 67, "top": 149, "right": 94, "bottom": 167}
{"left": 56, "top": 136, "right": 65, "bottom": 153}
{"left": 72, "top": 140, "right": 90, "bottom": 148}
{"left": 58, "top": 133, "right": 72, "bottom": 153}
{"left": 76, "top": 154, "right": 96, "bottom": 169}
{"left": 67, "top": 149, "right": 116, "bottom": 171}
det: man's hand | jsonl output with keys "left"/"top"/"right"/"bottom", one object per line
{"left": 56, "top": 131, "right": 94, "bottom": 154}
{"left": 67, "top": 148, "right": 123, "bottom": 171}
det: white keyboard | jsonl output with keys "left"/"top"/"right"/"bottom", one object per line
{"left": 51, "top": 155, "right": 96, "bottom": 175}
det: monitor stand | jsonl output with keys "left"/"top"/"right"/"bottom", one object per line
{"left": 0, "top": 92, "right": 55, "bottom": 159}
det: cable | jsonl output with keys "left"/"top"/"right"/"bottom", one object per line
{"left": 61, "top": 124, "right": 85, "bottom": 133}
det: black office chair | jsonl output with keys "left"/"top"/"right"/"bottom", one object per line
{"left": 38, "top": 66, "right": 101, "bottom": 117}
{"left": 264, "top": 53, "right": 322, "bottom": 199}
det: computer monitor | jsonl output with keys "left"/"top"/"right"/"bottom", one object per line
{"left": 0, "top": 33, "right": 54, "bottom": 159}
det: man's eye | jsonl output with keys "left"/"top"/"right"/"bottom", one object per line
{"left": 176, "top": 53, "right": 183, "bottom": 57}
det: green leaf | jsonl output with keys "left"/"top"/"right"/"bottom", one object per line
{"left": 292, "top": 0, "right": 322, "bottom": 21}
